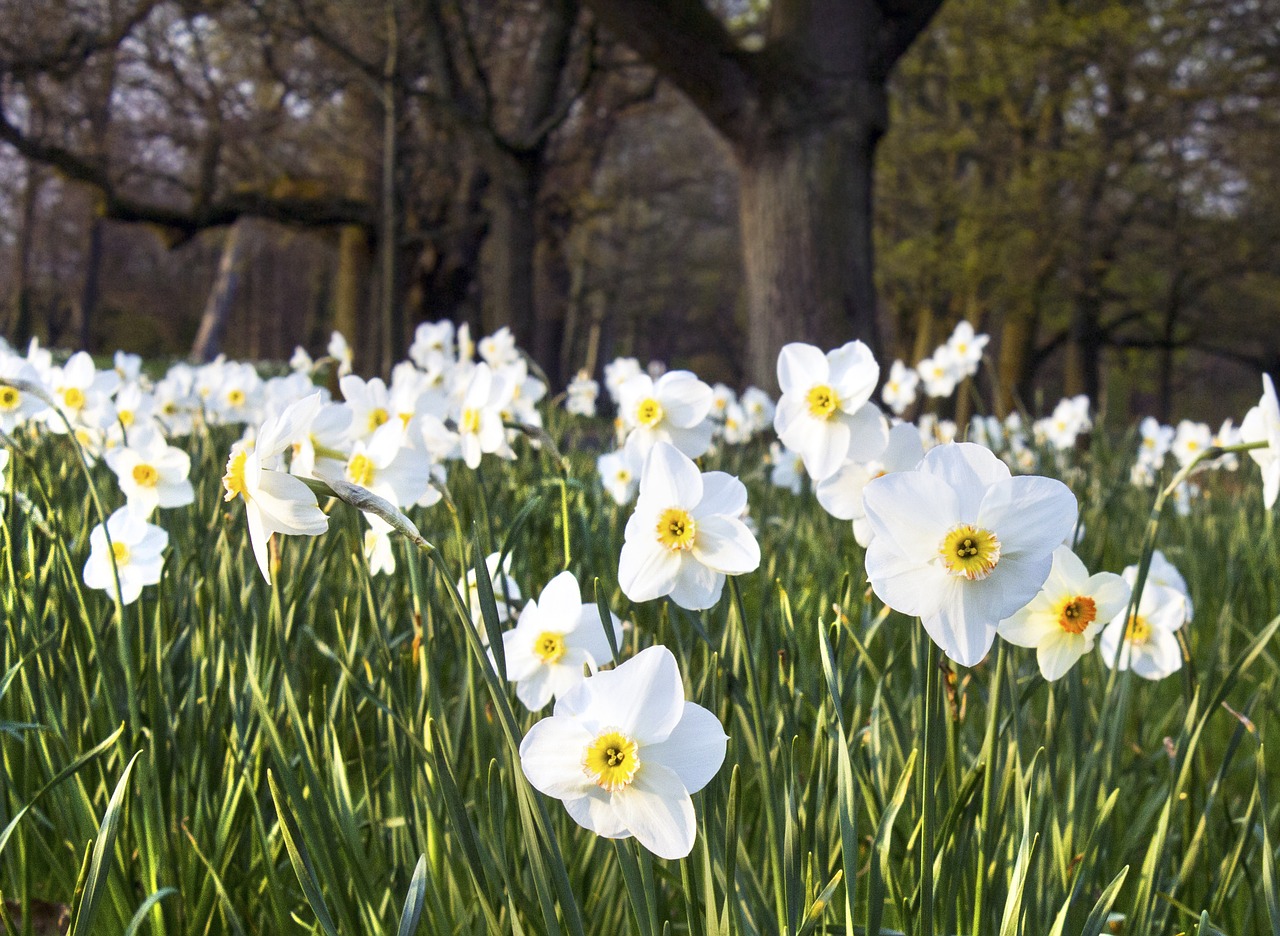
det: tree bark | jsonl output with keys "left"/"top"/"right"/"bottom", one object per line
{"left": 481, "top": 150, "right": 542, "bottom": 349}
{"left": 738, "top": 117, "right": 880, "bottom": 390}
{"left": 1064, "top": 294, "right": 1104, "bottom": 404}
{"left": 582, "top": 0, "right": 945, "bottom": 391}
{"left": 190, "top": 223, "right": 244, "bottom": 363}
{"left": 334, "top": 226, "right": 370, "bottom": 348}
{"left": 7, "top": 163, "right": 40, "bottom": 348}
{"left": 73, "top": 211, "right": 106, "bottom": 352}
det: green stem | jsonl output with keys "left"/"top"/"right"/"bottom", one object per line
{"left": 970, "top": 642, "right": 1005, "bottom": 936}
{"left": 919, "top": 636, "right": 937, "bottom": 936}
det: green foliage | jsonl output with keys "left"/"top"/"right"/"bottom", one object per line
{"left": 2, "top": 411, "right": 1280, "bottom": 934}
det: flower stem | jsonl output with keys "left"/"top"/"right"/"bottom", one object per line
{"left": 918, "top": 635, "right": 938, "bottom": 936}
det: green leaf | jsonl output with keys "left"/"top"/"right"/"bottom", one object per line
{"left": 396, "top": 856, "right": 428, "bottom": 936}
{"left": 268, "top": 770, "right": 340, "bottom": 936}
{"left": 68, "top": 750, "right": 141, "bottom": 936}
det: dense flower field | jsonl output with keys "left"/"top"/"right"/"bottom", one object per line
{"left": 1, "top": 323, "right": 1278, "bottom": 935}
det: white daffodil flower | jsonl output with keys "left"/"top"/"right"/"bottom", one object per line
{"left": 105, "top": 432, "right": 194, "bottom": 514}
{"left": 453, "top": 362, "right": 515, "bottom": 469}
{"left": 519, "top": 644, "right": 727, "bottom": 860}
{"left": 328, "top": 330, "right": 354, "bottom": 376}
{"left": 44, "top": 351, "right": 119, "bottom": 434}
{"left": 618, "top": 442, "right": 760, "bottom": 610}
{"left": 997, "top": 545, "right": 1130, "bottom": 681}
{"left": 565, "top": 371, "right": 600, "bottom": 417}
{"left": 501, "top": 570, "right": 623, "bottom": 711}
{"left": 862, "top": 442, "right": 1078, "bottom": 667}
{"left": 1241, "top": 373, "right": 1280, "bottom": 509}
{"left": 815, "top": 421, "right": 923, "bottom": 547}
{"left": 945, "top": 321, "right": 989, "bottom": 378}
{"left": 0, "top": 358, "right": 50, "bottom": 432}
{"left": 617, "top": 371, "right": 715, "bottom": 461}
{"left": 222, "top": 393, "right": 330, "bottom": 584}
{"left": 881, "top": 359, "right": 919, "bottom": 416}
{"left": 340, "top": 374, "right": 400, "bottom": 444}
{"left": 774, "top": 341, "right": 887, "bottom": 482}
{"left": 83, "top": 506, "right": 168, "bottom": 605}
{"left": 326, "top": 421, "right": 434, "bottom": 509}
{"left": 1121, "top": 550, "right": 1194, "bottom": 623}
{"left": 363, "top": 516, "right": 397, "bottom": 577}
{"left": 1098, "top": 582, "right": 1187, "bottom": 680}
{"left": 603, "top": 357, "right": 643, "bottom": 405}
{"left": 598, "top": 448, "right": 641, "bottom": 505}
{"left": 916, "top": 348, "right": 959, "bottom": 399}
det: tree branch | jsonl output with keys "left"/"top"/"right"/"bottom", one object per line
{"left": 0, "top": 98, "right": 376, "bottom": 244}
{"left": 878, "top": 0, "right": 946, "bottom": 73}
{"left": 579, "top": 0, "right": 761, "bottom": 144}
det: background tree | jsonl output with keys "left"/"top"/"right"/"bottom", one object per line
{"left": 580, "top": 0, "right": 946, "bottom": 391}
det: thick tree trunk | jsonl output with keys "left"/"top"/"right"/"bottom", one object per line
{"left": 481, "top": 150, "right": 542, "bottom": 353}
{"left": 581, "top": 0, "right": 944, "bottom": 391}
{"left": 737, "top": 117, "right": 882, "bottom": 392}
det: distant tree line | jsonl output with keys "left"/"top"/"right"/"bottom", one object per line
{"left": 0, "top": 0, "right": 1276, "bottom": 417}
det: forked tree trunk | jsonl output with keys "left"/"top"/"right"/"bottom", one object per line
{"left": 582, "top": 0, "right": 945, "bottom": 392}
{"left": 738, "top": 119, "right": 881, "bottom": 390}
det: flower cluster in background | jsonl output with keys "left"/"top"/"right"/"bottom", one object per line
{"left": 1, "top": 315, "right": 1277, "bottom": 866}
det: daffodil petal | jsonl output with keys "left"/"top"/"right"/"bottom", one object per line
{"left": 644, "top": 702, "right": 727, "bottom": 795}
{"left": 611, "top": 762, "right": 696, "bottom": 860}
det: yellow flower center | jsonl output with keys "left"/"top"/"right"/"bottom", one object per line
{"left": 118, "top": 409, "right": 134, "bottom": 426}
{"left": 227, "top": 388, "right": 246, "bottom": 407}
{"left": 368, "top": 407, "right": 390, "bottom": 432}
{"left": 460, "top": 407, "right": 482, "bottom": 435}
{"left": 1054, "top": 595, "right": 1097, "bottom": 635}
{"left": 131, "top": 463, "right": 160, "bottom": 488}
{"left": 636, "top": 397, "right": 664, "bottom": 428}
{"left": 222, "top": 450, "right": 248, "bottom": 501}
{"left": 1124, "top": 614, "right": 1151, "bottom": 645}
{"left": 62, "top": 387, "right": 86, "bottom": 411}
{"left": 583, "top": 730, "right": 640, "bottom": 792}
{"left": 806, "top": 384, "right": 839, "bottom": 420}
{"left": 655, "top": 507, "right": 696, "bottom": 551}
{"left": 111, "top": 541, "right": 130, "bottom": 564}
{"left": 939, "top": 524, "right": 1002, "bottom": 581}
{"left": 347, "top": 453, "right": 376, "bottom": 487}
{"left": 0, "top": 387, "right": 21, "bottom": 411}
{"left": 533, "top": 631, "right": 566, "bottom": 664}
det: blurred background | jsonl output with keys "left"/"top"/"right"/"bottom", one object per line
{"left": 0, "top": 0, "right": 1277, "bottom": 423}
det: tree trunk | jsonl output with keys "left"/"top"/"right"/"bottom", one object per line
{"left": 996, "top": 309, "right": 1034, "bottom": 417}
{"left": 73, "top": 211, "right": 106, "bottom": 352}
{"left": 333, "top": 226, "right": 369, "bottom": 346}
{"left": 8, "top": 163, "right": 40, "bottom": 348}
{"left": 1064, "top": 295, "right": 1103, "bottom": 404}
{"left": 580, "top": 0, "right": 945, "bottom": 391}
{"left": 190, "top": 223, "right": 244, "bottom": 363}
{"left": 738, "top": 118, "right": 881, "bottom": 391}
{"left": 481, "top": 150, "right": 542, "bottom": 354}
